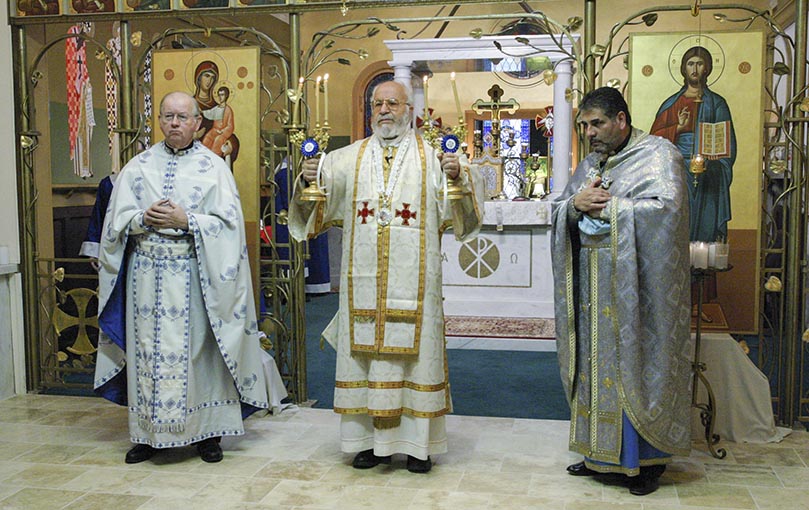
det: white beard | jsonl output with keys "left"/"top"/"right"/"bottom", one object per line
{"left": 373, "top": 114, "right": 410, "bottom": 144}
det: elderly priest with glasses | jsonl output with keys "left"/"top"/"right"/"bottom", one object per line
{"left": 289, "top": 79, "right": 484, "bottom": 474}
{"left": 94, "top": 91, "right": 270, "bottom": 465}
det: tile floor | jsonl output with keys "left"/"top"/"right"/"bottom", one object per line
{"left": 1, "top": 394, "right": 809, "bottom": 509}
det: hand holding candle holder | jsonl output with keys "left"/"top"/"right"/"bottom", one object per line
{"left": 292, "top": 74, "right": 330, "bottom": 202}
{"left": 440, "top": 125, "right": 470, "bottom": 201}
{"left": 293, "top": 125, "right": 330, "bottom": 202}
{"left": 423, "top": 122, "right": 468, "bottom": 201}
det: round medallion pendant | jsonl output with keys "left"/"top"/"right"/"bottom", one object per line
{"left": 378, "top": 208, "right": 393, "bottom": 226}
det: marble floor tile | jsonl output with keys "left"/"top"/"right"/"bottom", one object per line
{"left": 703, "top": 463, "right": 782, "bottom": 487}
{"left": 527, "top": 472, "right": 605, "bottom": 501}
{"left": 0, "top": 442, "right": 37, "bottom": 461}
{"left": 63, "top": 468, "right": 152, "bottom": 494}
{"left": 406, "top": 489, "right": 493, "bottom": 510}
{"left": 747, "top": 486, "right": 809, "bottom": 510}
{"left": 259, "top": 479, "right": 348, "bottom": 508}
{"left": 0, "top": 461, "right": 29, "bottom": 482}
{"left": 725, "top": 443, "right": 804, "bottom": 467}
{"left": 257, "top": 459, "right": 335, "bottom": 482}
{"left": 13, "top": 444, "right": 95, "bottom": 465}
{"left": 772, "top": 464, "right": 809, "bottom": 488}
{"left": 3, "top": 464, "right": 88, "bottom": 488}
{"left": 0, "top": 394, "right": 808, "bottom": 510}
{"left": 125, "top": 471, "right": 213, "bottom": 499}
{"left": 675, "top": 482, "right": 757, "bottom": 509}
{"left": 191, "top": 476, "right": 281, "bottom": 504}
{"left": 61, "top": 492, "right": 152, "bottom": 510}
{"left": 333, "top": 485, "right": 417, "bottom": 510}
{"left": 457, "top": 470, "right": 534, "bottom": 495}
{"left": 0, "top": 487, "right": 84, "bottom": 509}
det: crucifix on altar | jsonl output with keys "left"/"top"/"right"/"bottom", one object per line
{"left": 471, "top": 84, "right": 520, "bottom": 199}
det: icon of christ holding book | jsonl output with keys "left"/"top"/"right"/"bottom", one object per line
{"left": 651, "top": 45, "right": 736, "bottom": 244}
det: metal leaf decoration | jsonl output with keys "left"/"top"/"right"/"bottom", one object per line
{"left": 773, "top": 62, "right": 790, "bottom": 76}
{"left": 642, "top": 13, "right": 658, "bottom": 26}
{"left": 566, "top": 17, "right": 583, "bottom": 31}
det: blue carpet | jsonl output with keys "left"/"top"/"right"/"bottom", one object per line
{"left": 305, "top": 292, "right": 571, "bottom": 420}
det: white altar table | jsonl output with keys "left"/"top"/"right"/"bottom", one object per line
{"left": 442, "top": 199, "right": 556, "bottom": 349}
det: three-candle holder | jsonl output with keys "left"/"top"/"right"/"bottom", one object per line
{"left": 291, "top": 124, "right": 331, "bottom": 202}
{"left": 423, "top": 120, "right": 469, "bottom": 201}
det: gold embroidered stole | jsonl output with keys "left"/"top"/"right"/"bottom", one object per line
{"left": 348, "top": 134, "right": 428, "bottom": 355}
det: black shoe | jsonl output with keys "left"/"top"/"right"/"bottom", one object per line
{"left": 629, "top": 475, "right": 660, "bottom": 496}
{"left": 196, "top": 437, "right": 223, "bottom": 463}
{"left": 407, "top": 455, "right": 432, "bottom": 473}
{"left": 566, "top": 461, "right": 598, "bottom": 476}
{"left": 628, "top": 464, "right": 665, "bottom": 495}
{"left": 125, "top": 443, "right": 156, "bottom": 464}
{"left": 351, "top": 449, "right": 391, "bottom": 469}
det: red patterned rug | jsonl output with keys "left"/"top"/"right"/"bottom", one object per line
{"left": 445, "top": 316, "right": 556, "bottom": 339}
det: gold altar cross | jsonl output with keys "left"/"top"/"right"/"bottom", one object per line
{"left": 470, "top": 84, "right": 520, "bottom": 158}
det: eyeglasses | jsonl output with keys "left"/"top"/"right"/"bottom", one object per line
{"left": 372, "top": 98, "right": 408, "bottom": 110}
{"left": 159, "top": 113, "right": 197, "bottom": 123}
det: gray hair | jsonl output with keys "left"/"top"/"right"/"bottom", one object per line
{"left": 159, "top": 91, "right": 201, "bottom": 117}
{"left": 370, "top": 79, "right": 413, "bottom": 106}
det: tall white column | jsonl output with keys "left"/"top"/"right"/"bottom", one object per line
{"left": 388, "top": 60, "right": 419, "bottom": 128}
{"left": 552, "top": 60, "right": 574, "bottom": 193}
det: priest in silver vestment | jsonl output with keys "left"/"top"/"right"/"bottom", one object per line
{"left": 551, "top": 87, "right": 692, "bottom": 496}
{"left": 94, "top": 91, "right": 270, "bottom": 464}
{"left": 289, "top": 80, "right": 484, "bottom": 473}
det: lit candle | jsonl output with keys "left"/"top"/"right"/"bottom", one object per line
{"left": 292, "top": 76, "right": 304, "bottom": 125}
{"left": 323, "top": 73, "right": 329, "bottom": 126}
{"left": 450, "top": 72, "right": 463, "bottom": 124}
{"left": 692, "top": 241, "right": 709, "bottom": 269}
{"left": 707, "top": 242, "right": 717, "bottom": 268}
{"left": 315, "top": 76, "right": 322, "bottom": 128}
{"left": 423, "top": 75, "right": 429, "bottom": 120}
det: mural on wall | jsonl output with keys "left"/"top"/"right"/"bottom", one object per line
{"left": 179, "top": 0, "right": 230, "bottom": 8}
{"left": 123, "top": 0, "right": 171, "bottom": 10}
{"left": 152, "top": 47, "right": 260, "bottom": 222}
{"left": 16, "top": 0, "right": 61, "bottom": 15}
{"left": 630, "top": 30, "right": 765, "bottom": 334}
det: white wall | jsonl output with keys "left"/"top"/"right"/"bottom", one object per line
{"left": 0, "top": 8, "right": 26, "bottom": 400}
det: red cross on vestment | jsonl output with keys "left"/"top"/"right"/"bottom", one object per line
{"left": 357, "top": 201, "right": 375, "bottom": 224}
{"left": 395, "top": 203, "right": 417, "bottom": 226}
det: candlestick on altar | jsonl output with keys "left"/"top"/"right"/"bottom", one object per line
{"left": 450, "top": 72, "right": 463, "bottom": 125}
{"left": 315, "top": 76, "right": 322, "bottom": 129}
{"left": 323, "top": 74, "right": 330, "bottom": 127}
{"left": 423, "top": 75, "right": 429, "bottom": 120}
{"left": 292, "top": 76, "right": 304, "bottom": 125}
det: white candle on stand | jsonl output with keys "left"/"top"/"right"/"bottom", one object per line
{"left": 708, "top": 243, "right": 717, "bottom": 267}
{"left": 292, "top": 76, "right": 304, "bottom": 124}
{"left": 323, "top": 73, "right": 329, "bottom": 125}
{"left": 693, "top": 241, "right": 709, "bottom": 269}
{"left": 423, "top": 75, "right": 429, "bottom": 120}
{"left": 315, "top": 75, "right": 321, "bottom": 128}
{"left": 450, "top": 72, "right": 463, "bottom": 123}
{"left": 714, "top": 243, "right": 729, "bottom": 269}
